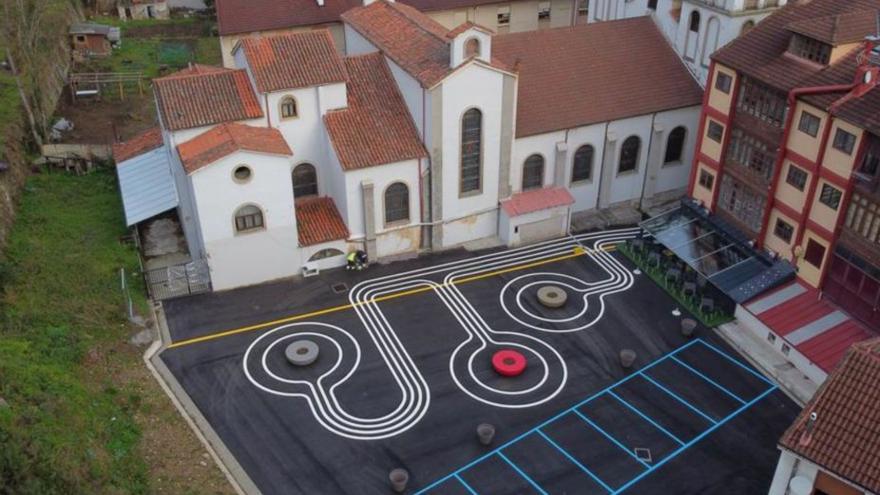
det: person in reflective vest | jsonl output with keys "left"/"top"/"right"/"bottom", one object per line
{"left": 346, "top": 250, "right": 368, "bottom": 270}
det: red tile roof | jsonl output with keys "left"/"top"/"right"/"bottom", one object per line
{"left": 153, "top": 65, "right": 263, "bottom": 131}
{"left": 295, "top": 196, "right": 350, "bottom": 246}
{"left": 779, "top": 338, "right": 880, "bottom": 493}
{"left": 324, "top": 53, "right": 427, "bottom": 170}
{"left": 238, "top": 31, "right": 348, "bottom": 93}
{"left": 216, "top": 0, "right": 358, "bottom": 35}
{"left": 445, "top": 21, "right": 493, "bottom": 39}
{"left": 176, "top": 123, "right": 292, "bottom": 174}
{"left": 786, "top": 10, "right": 879, "bottom": 46}
{"left": 712, "top": 0, "right": 880, "bottom": 93}
{"left": 493, "top": 18, "right": 703, "bottom": 138}
{"left": 113, "top": 127, "right": 163, "bottom": 163}
{"left": 501, "top": 186, "right": 574, "bottom": 217}
{"left": 215, "top": 0, "right": 505, "bottom": 36}
{"left": 747, "top": 282, "right": 875, "bottom": 372}
{"left": 342, "top": 1, "right": 452, "bottom": 88}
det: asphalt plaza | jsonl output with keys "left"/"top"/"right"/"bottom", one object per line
{"left": 160, "top": 229, "right": 799, "bottom": 494}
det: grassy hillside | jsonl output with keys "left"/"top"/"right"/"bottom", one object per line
{"left": 0, "top": 170, "right": 150, "bottom": 494}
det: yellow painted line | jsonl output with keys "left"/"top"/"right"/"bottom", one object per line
{"left": 167, "top": 244, "right": 617, "bottom": 349}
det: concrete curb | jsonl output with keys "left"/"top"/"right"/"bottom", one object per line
{"left": 712, "top": 321, "right": 815, "bottom": 407}
{"left": 143, "top": 302, "right": 262, "bottom": 495}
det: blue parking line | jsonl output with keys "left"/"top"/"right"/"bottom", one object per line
{"left": 413, "top": 339, "right": 703, "bottom": 494}
{"left": 611, "top": 385, "right": 777, "bottom": 494}
{"left": 607, "top": 390, "right": 685, "bottom": 446}
{"left": 536, "top": 429, "right": 613, "bottom": 493}
{"left": 668, "top": 355, "right": 746, "bottom": 405}
{"left": 639, "top": 373, "right": 718, "bottom": 424}
{"left": 497, "top": 451, "right": 548, "bottom": 495}
{"left": 572, "top": 409, "right": 651, "bottom": 469}
{"left": 695, "top": 339, "right": 775, "bottom": 386}
{"left": 455, "top": 474, "right": 478, "bottom": 495}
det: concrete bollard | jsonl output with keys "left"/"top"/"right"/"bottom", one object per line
{"left": 389, "top": 468, "right": 409, "bottom": 493}
{"left": 477, "top": 423, "right": 496, "bottom": 446}
{"left": 619, "top": 349, "right": 637, "bottom": 369}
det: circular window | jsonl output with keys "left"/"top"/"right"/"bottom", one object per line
{"left": 233, "top": 165, "right": 252, "bottom": 182}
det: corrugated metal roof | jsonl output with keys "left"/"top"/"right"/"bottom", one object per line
{"left": 116, "top": 146, "right": 179, "bottom": 226}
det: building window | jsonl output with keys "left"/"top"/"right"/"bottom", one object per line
{"left": 819, "top": 184, "right": 842, "bottom": 210}
{"left": 619, "top": 136, "right": 641, "bottom": 174}
{"left": 698, "top": 169, "right": 714, "bottom": 190}
{"left": 767, "top": 332, "right": 776, "bottom": 344}
{"left": 715, "top": 72, "right": 732, "bottom": 94}
{"left": 464, "top": 38, "right": 480, "bottom": 58}
{"left": 774, "top": 219, "right": 794, "bottom": 243}
{"left": 707, "top": 120, "right": 724, "bottom": 143}
{"left": 497, "top": 6, "right": 511, "bottom": 26}
{"left": 292, "top": 163, "right": 318, "bottom": 199}
{"left": 647, "top": 0, "right": 657, "bottom": 10}
{"left": 859, "top": 136, "right": 880, "bottom": 178}
{"left": 280, "top": 96, "right": 298, "bottom": 119}
{"left": 804, "top": 239, "right": 825, "bottom": 268}
{"left": 233, "top": 165, "right": 252, "bottom": 182}
{"left": 789, "top": 34, "right": 831, "bottom": 65}
{"left": 781, "top": 343, "right": 790, "bottom": 356}
{"left": 689, "top": 10, "right": 700, "bottom": 32}
{"left": 461, "top": 108, "right": 482, "bottom": 194}
{"left": 309, "top": 248, "right": 344, "bottom": 261}
{"left": 538, "top": 1, "right": 551, "bottom": 21}
{"left": 384, "top": 182, "right": 410, "bottom": 224}
{"left": 572, "top": 145, "right": 594, "bottom": 183}
{"left": 727, "top": 129, "right": 776, "bottom": 181}
{"left": 785, "top": 165, "right": 808, "bottom": 191}
{"left": 797, "top": 111, "right": 821, "bottom": 137}
{"left": 577, "top": 0, "right": 587, "bottom": 15}
{"left": 522, "top": 154, "right": 544, "bottom": 190}
{"left": 845, "top": 192, "right": 880, "bottom": 245}
{"left": 234, "top": 205, "right": 264, "bottom": 233}
{"left": 664, "top": 127, "right": 687, "bottom": 164}
{"left": 737, "top": 77, "right": 788, "bottom": 127}
{"left": 741, "top": 20, "right": 755, "bottom": 35}
{"left": 832, "top": 128, "right": 857, "bottom": 155}
{"left": 718, "top": 175, "right": 766, "bottom": 233}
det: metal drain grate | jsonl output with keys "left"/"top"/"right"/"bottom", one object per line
{"left": 331, "top": 282, "right": 349, "bottom": 294}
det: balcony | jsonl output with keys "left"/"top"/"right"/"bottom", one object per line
{"left": 688, "top": 0, "right": 781, "bottom": 13}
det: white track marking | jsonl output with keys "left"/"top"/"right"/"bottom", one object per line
{"left": 242, "top": 228, "right": 638, "bottom": 439}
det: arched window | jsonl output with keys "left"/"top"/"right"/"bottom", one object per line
{"left": 701, "top": 17, "right": 720, "bottom": 67}
{"left": 522, "top": 154, "right": 545, "bottom": 190}
{"left": 741, "top": 20, "right": 755, "bottom": 35}
{"left": 619, "top": 136, "right": 641, "bottom": 174}
{"left": 689, "top": 10, "right": 700, "bottom": 32}
{"left": 309, "top": 248, "right": 344, "bottom": 261}
{"left": 464, "top": 38, "right": 480, "bottom": 58}
{"left": 664, "top": 127, "right": 687, "bottom": 164}
{"left": 280, "top": 96, "right": 298, "bottom": 119}
{"left": 384, "top": 182, "right": 410, "bottom": 224}
{"left": 234, "top": 205, "right": 264, "bottom": 233}
{"left": 572, "top": 145, "right": 594, "bottom": 183}
{"left": 292, "top": 163, "right": 318, "bottom": 199}
{"left": 461, "top": 109, "right": 482, "bottom": 194}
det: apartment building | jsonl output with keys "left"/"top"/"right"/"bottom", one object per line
{"left": 682, "top": 0, "right": 880, "bottom": 380}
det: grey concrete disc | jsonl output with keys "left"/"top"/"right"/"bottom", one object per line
{"left": 537, "top": 285, "right": 568, "bottom": 308}
{"left": 285, "top": 340, "right": 319, "bottom": 366}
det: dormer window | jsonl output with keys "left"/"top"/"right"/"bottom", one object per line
{"left": 789, "top": 34, "right": 831, "bottom": 65}
{"left": 464, "top": 38, "right": 480, "bottom": 59}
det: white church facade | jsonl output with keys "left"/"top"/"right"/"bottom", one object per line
{"left": 114, "top": 0, "right": 702, "bottom": 292}
{"left": 588, "top": 0, "right": 787, "bottom": 85}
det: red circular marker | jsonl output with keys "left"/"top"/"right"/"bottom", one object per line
{"left": 492, "top": 350, "right": 527, "bottom": 377}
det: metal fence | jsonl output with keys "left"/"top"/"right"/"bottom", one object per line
{"left": 143, "top": 259, "right": 211, "bottom": 300}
